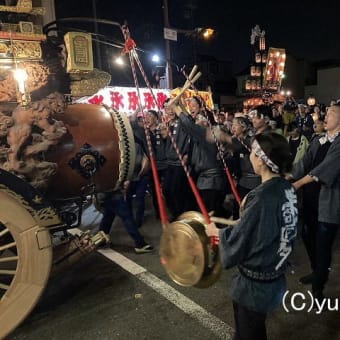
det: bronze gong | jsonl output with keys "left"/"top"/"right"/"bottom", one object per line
{"left": 160, "top": 211, "right": 221, "bottom": 288}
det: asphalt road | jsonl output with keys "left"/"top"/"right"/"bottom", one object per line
{"left": 8, "top": 196, "right": 340, "bottom": 340}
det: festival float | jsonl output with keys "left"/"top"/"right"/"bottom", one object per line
{"left": 243, "top": 25, "right": 286, "bottom": 109}
{"left": 0, "top": 2, "right": 139, "bottom": 337}
{"left": 0, "top": 2, "right": 221, "bottom": 337}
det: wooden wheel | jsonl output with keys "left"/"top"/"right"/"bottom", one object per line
{"left": 0, "top": 190, "right": 52, "bottom": 339}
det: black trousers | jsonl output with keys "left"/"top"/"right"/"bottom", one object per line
{"left": 313, "top": 221, "right": 339, "bottom": 293}
{"left": 233, "top": 302, "right": 267, "bottom": 340}
{"left": 149, "top": 168, "right": 167, "bottom": 219}
{"left": 199, "top": 189, "right": 226, "bottom": 215}
{"left": 301, "top": 182, "right": 320, "bottom": 272}
{"left": 301, "top": 209, "right": 319, "bottom": 271}
{"left": 163, "top": 165, "right": 195, "bottom": 219}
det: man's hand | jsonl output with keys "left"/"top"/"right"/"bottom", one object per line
{"left": 293, "top": 174, "right": 315, "bottom": 190}
{"left": 292, "top": 181, "right": 301, "bottom": 190}
{"left": 123, "top": 180, "right": 130, "bottom": 191}
{"left": 205, "top": 222, "right": 219, "bottom": 238}
{"left": 285, "top": 173, "right": 294, "bottom": 181}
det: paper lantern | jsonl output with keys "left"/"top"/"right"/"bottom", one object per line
{"left": 307, "top": 95, "right": 316, "bottom": 106}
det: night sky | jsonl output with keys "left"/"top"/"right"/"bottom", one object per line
{"left": 54, "top": 0, "right": 340, "bottom": 76}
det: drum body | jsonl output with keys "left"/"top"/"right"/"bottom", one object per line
{"left": 45, "top": 104, "right": 135, "bottom": 199}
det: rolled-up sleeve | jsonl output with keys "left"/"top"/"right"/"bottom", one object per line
{"left": 178, "top": 113, "right": 206, "bottom": 142}
{"left": 310, "top": 142, "right": 340, "bottom": 187}
{"left": 292, "top": 145, "right": 314, "bottom": 180}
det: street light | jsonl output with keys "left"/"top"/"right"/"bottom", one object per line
{"left": 114, "top": 56, "right": 125, "bottom": 66}
{"left": 151, "top": 54, "right": 165, "bottom": 88}
{"left": 162, "top": 0, "right": 215, "bottom": 89}
{"left": 152, "top": 54, "right": 160, "bottom": 63}
{"left": 151, "top": 52, "right": 182, "bottom": 89}
{"left": 201, "top": 28, "right": 215, "bottom": 39}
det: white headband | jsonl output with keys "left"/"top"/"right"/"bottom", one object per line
{"left": 248, "top": 109, "right": 268, "bottom": 120}
{"left": 252, "top": 139, "right": 280, "bottom": 173}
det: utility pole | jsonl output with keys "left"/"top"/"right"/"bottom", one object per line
{"left": 163, "top": 0, "right": 173, "bottom": 89}
{"left": 92, "top": 0, "right": 102, "bottom": 70}
{"left": 42, "top": 0, "right": 56, "bottom": 31}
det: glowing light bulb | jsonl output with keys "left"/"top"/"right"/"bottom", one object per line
{"left": 115, "top": 56, "right": 124, "bottom": 65}
{"left": 13, "top": 68, "right": 28, "bottom": 93}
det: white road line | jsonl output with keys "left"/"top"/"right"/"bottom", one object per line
{"left": 98, "top": 248, "right": 234, "bottom": 340}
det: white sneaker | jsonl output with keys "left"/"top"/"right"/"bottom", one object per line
{"left": 134, "top": 244, "right": 154, "bottom": 254}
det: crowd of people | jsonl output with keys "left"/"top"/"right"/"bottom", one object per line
{"left": 98, "top": 95, "right": 340, "bottom": 339}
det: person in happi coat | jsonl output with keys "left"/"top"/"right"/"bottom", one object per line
{"left": 292, "top": 104, "right": 340, "bottom": 299}
{"left": 207, "top": 132, "right": 298, "bottom": 340}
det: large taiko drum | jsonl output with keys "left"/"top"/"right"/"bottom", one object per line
{"left": 45, "top": 104, "right": 135, "bottom": 199}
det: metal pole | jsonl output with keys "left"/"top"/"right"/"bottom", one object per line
{"left": 163, "top": 0, "right": 173, "bottom": 89}
{"left": 92, "top": 0, "right": 102, "bottom": 70}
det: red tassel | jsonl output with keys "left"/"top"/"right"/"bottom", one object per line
{"left": 121, "top": 38, "right": 136, "bottom": 55}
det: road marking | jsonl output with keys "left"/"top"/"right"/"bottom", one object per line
{"left": 98, "top": 248, "right": 234, "bottom": 340}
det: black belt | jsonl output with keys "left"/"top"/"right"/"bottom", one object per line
{"left": 238, "top": 265, "right": 284, "bottom": 283}
{"left": 199, "top": 168, "right": 224, "bottom": 177}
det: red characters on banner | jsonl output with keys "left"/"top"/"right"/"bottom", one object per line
{"left": 127, "top": 91, "right": 168, "bottom": 111}
{"left": 84, "top": 87, "right": 171, "bottom": 114}
{"left": 127, "top": 91, "right": 140, "bottom": 111}
{"left": 110, "top": 91, "right": 124, "bottom": 110}
{"left": 143, "top": 92, "right": 155, "bottom": 110}
{"left": 156, "top": 92, "right": 168, "bottom": 109}
{"left": 88, "top": 95, "right": 104, "bottom": 105}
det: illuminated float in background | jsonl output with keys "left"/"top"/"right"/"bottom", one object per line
{"left": 244, "top": 25, "right": 287, "bottom": 110}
